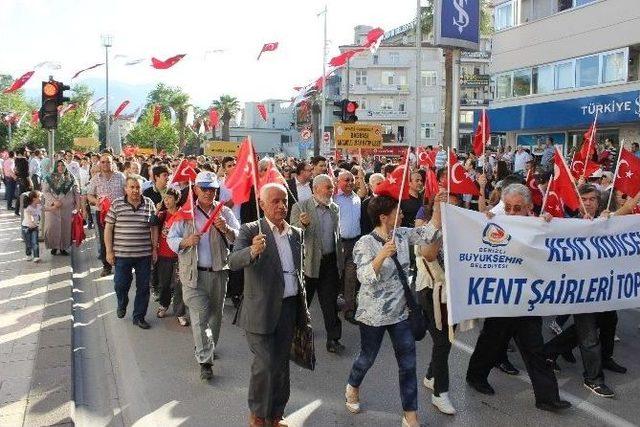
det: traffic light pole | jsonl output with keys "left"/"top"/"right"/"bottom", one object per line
{"left": 47, "top": 129, "right": 55, "bottom": 172}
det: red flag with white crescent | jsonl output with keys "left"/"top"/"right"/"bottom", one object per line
{"left": 72, "top": 63, "right": 104, "bottom": 79}
{"left": 257, "top": 42, "right": 279, "bottom": 60}
{"left": 375, "top": 165, "right": 410, "bottom": 201}
{"left": 257, "top": 104, "right": 267, "bottom": 121}
{"left": 209, "top": 109, "right": 219, "bottom": 128}
{"left": 113, "top": 100, "right": 130, "bottom": 120}
{"left": 329, "top": 48, "right": 365, "bottom": 67}
{"left": 472, "top": 109, "right": 490, "bottom": 156}
{"left": 417, "top": 147, "right": 434, "bottom": 168}
{"left": 152, "top": 105, "right": 161, "bottom": 127}
{"left": 166, "top": 186, "right": 195, "bottom": 228}
{"left": 525, "top": 169, "right": 543, "bottom": 207}
{"left": 614, "top": 148, "right": 640, "bottom": 197}
{"left": 543, "top": 148, "right": 581, "bottom": 216}
{"left": 151, "top": 54, "right": 186, "bottom": 69}
{"left": 448, "top": 150, "right": 479, "bottom": 196}
{"left": 3, "top": 71, "right": 35, "bottom": 93}
{"left": 170, "top": 159, "right": 198, "bottom": 185}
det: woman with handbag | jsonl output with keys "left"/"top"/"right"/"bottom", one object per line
{"left": 345, "top": 192, "right": 443, "bottom": 427}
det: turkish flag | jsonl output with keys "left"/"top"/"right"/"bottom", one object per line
{"left": 257, "top": 42, "right": 279, "bottom": 60}
{"left": 151, "top": 54, "right": 186, "bottom": 69}
{"left": 424, "top": 167, "right": 439, "bottom": 200}
{"left": 329, "top": 48, "right": 365, "bottom": 67}
{"left": 570, "top": 148, "right": 600, "bottom": 179}
{"left": 581, "top": 120, "right": 598, "bottom": 159}
{"left": 98, "top": 198, "right": 112, "bottom": 226}
{"left": 71, "top": 211, "right": 86, "bottom": 247}
{"left": 375, "top": 165, "right": 410, "bottom": 201}
{"left": 544, "top": 148, "right": 581, "bottom": 216}
{"left": 170, "top": 158, "right": 198, "bottom": 185}
{"left": 113, "top": 100, "right": 130, "bottom": 120}
{"left": 209, "top": 109, "right": 219, "bottom": 128}
{"left": 152, "top": 105, "right": 161, "bottom": 128}
{"left": 258, "top": 160, "right": 287, "bottom": 196}
{"left": 614, "top": 148, "right": 640, "bottom": 197}
{"left": 448, "top": 150, "right": 479, "bottom": 196}
{"left": 31, "top": 110, "right": 39, "bottom": 125}
{"left": 525, "top": 169, "right": 543, "bottom": 207}
{"left": 199, "top": 202, "right": 225, "bottom": 234}
{"left": 257, "top": 104, "right": 267, "bottom": 121}
{"left": 225, "top": 139, "right": 257, "bottom": 204}
{"left": 417, "top": 147, "right": 434, "bottom": 168}
{"left": 72, "top": 63, "right": 104, "bottom": 79}
{"left": 472, "top": 109, "right": 490, "bottom": 156}
{"left": 3, "top": 71, "right": 35, "bottom": 94}
{"left": 166, "top": 186, "right": 195, "bottom": 228}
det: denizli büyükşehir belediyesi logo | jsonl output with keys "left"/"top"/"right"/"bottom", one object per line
{"left": 482, "top": 223, "right": 511, "bottom": 247}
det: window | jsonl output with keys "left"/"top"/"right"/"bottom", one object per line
{"left": 397, "top": 74, "right": 407, "bottom": 86}
{"left": 380, "top": 97, "right": 393, "bottom": 110}
{"left": 602, "top": 50, "right": 626, "bottom": 83}
{"left": 269, "top": 103, "right": 275, "bottom": 113}
{"left": 421, "top": 97, "right": 437, "bottom": 113}
{"left": 555, "top": 61, "right": 574, "bottom": 89}
{"left": 422, "top": 70, "right": 437, "bottom": 86}
{"left": 358, "top": 99, "right": 367, "bottom": 110}
{"left": 398, "top": 102, "right": 405, "bottom": 112}
{"left": 355, "top": 70, "right": 367, "bottom": 85}
{"left": 496, "top": 73, "right": 513, "bottom": 99}
{"left": 533, "top": 65, "right": 554, "bottom": 94}
{"left": 373, "top": 54, "right": 379, "bottom": 65}
{"left": 576, "top": 55, "right": 599, "bottom": 87}
{"left": 421, "top": 123, "right": 436, "bottom": 139}
{"left": 389, "top": 52, "right": 400, "bottom": 65}
{"left": 513, "top": 69, "right": 532, "bottom": 96}
{"left": 574, "top": 0, "right": 596, "bottom": 7}
{"left": 382, "top": 71, "right": 395, "bottom": 85}
{"left": 460, "top": 111, "right": 474, "bottom": 124}
{"left": 495, "top": 1, "right": 515, "bottom": 31}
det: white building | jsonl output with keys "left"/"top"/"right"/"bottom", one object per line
{"left": 489, "top": 0, "right": 640, "bottom": 152}
{"left": 326, "top": 24, "right": 446, "bottom": 156}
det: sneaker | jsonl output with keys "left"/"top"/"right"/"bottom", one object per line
{"left": 177, "top": 316, "right": 190, "bottom": 326}
{"left": 156, "top": 306, "right": 168, "bottom": 318}
{"left": 27, "top": 255, "right": 33, "bottom": 261}
{"left": 423, "top": 376, "right": 434, "bottom": 391}
{"left": 548, "top": 320, "right": 563, "bottom": 335}
{"left": 33, "top": 257, "right": 41, "bottom": 263}
{"left": 432, "top": 392, "right": 456, "bottom": 415}
{"left": 345, "top": 384, "right": 360, "bottom": 413}
{"left": 584, "top": 381, "right": 615, "bottom": 398}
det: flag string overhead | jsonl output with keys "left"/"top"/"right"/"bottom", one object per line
{"left": 72, "top": 62, "right": 104, "bottom": 79}
{"left": 3, "top": 71, "right": 35, "bottom": 94}
{"left": 151, "top": 54, "right": 186, "bottom": 69}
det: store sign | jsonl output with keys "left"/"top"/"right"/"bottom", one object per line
{"left": 461, "top": 51, "right": 490, "bottom": 60}
{"left": 488, "top": 90, "right": 640, "bottom": 132}
{"left": 461, "top": 74, "right": 490, "bottom": 87}
{"left": 434, "top": 0, "right": 480, "bottom": 51}
{"left": 361, "top": 110, "right": 409, "bottom": 121}
{"left": 334, "top": 123, "right": 383, "bottom": 148}
{"left": 203, "top": 141, "right": 240, "bottom": 157}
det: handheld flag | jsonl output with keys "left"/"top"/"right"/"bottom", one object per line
{"left": 224, "top": 139, "right": 257, "bottom": 204}
{"left": 472, "top": 109, "right": 490, "bottom": 156}
{"left": 257, "top": 42, "right": 279, "bottom": 60}
{"left": 170, "top": 159, "right": 198, "bottom": 185}
{"left": 375, "top": 165, "right": 410, "bottom": 201}
{"left": 199, "top": 202, "right": 225, "bottom": 234}
{"left": 448, "top": 150, "right": 479, "bottom": 196}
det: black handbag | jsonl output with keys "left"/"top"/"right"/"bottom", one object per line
{"left": 370, "top": 232, "right": 428, "bottom": 341}
{"left": 289, "top": 231, "right": 316, "bottom": 370}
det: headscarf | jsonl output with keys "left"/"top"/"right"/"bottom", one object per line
{"left": 45, "top": 160, "right": 76, "bottom": 195}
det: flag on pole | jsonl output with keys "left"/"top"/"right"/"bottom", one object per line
{"left": 375, "top": 165, "right": 410, "bottom": 200}
{"left": 113, "top": 100, "right": 130, "bottom": 120}
{"left": 448, "top": 150, "right": 479, "bottom": 195}
{"left": 472, "top": 109, "right": 490, "bottom": 156}
{"left": 170, "top": 159, "right": 198, "bottom": 185}
{"left": 209, "top": 109, "right": 219, "bottom": 128}
{"left": 72, "top": 63, "right": 104, "bottom": 79}
{"left": 152, "top": 105, "right": 161, "bottom": 127}
{"left": 258, "top": 158, "right": 287, "bottom": 194}
{"left": 328, "top": 48, "right": 365, "bottom": 67}
{"left": 257, "top": 42, "right": 279, "bottom": 60}
{"left": 3, "top": 71, "right": 35, "bottom": 93}
{"left": 543, "top": 148, "right": 581, "bottom": 216}
{"left": 424, "top": 167, "right": 440, "bottom": 200}
{"left": 225, "top": 139, "right": 257, "bottom": 204}
{"left": 417, "top": 147, "right": 435, "bottom": 168}
{"left": 525, "top": 169, "right": 543, "bottom": 207}
{"left": 257, "top": 104, "right": 267, "bottom": 121}
{"left": 166, "top": 186, "right": 195, "bottom": 228}
{"left": 199, "top": 202, "right": 225, "bottom": 234}
{"left": 613, "top": 147, "right": 640, "bottom": 197}
{"left": 151, "top": 54, "right": 186, "bottom": 69}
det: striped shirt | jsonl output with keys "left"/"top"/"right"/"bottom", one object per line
{"left": 105, "top": 196, "right": 156, "bottom": 258}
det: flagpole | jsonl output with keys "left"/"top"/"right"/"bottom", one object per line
{"left": 581, "top": 112, "right": 598, "bottom": 179}
{"left": 557, "top": 147, "right": 588, "bottom": 215}
{"left": 539, "top": 173, "right": 552, "bottom": 217}
{"left": 391, "top": 147, "right": 411, "bottom": 241}
{"left": 318, "top": 5, "right": 328, "bottom": 144}
{"left": 248, "top": 137, "right": 262, "bottom": 234}
{"left": 447, "top": 148, "right": 451, "bottom": 204}
{"left": 481, "top": 109, "right": 487, "bottom": 175}
{"left": 606, "top": 140, "right": 625, "bottom": 212}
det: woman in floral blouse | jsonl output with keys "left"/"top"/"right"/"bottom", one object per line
{"left": 345, "top": 192, "right": 444, "bottom": 427}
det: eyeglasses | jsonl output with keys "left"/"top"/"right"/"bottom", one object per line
{"left": 100, "top": 160, "right": 111, "bottom": 164}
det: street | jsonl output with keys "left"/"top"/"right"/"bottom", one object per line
{"left": 71, "top": 230, "right": 640, "bottom": 427}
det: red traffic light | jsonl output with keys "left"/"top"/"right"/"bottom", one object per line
{"left": 346, "top": 101, "right": 358, "bottom": 114}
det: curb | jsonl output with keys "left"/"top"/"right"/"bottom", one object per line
{"left": 23, "top": 257, "right": 75, "bottom": 426}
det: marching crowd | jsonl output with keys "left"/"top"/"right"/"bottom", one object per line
{"left": 1, "top": 138, "right": 640, "bottom": 427}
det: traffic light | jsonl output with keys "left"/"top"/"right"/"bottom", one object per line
{"left": 40, "top": 79, "right": 70, "bottom": 130}
{"left": 332, "top": 99, "right": 359, "bottom": 123}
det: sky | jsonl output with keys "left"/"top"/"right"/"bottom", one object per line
{"left": 1, "top": 0, "right": 417, "bottom": 108}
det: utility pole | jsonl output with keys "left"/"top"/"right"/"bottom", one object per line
{"left": 318, "top": 5, "right": 328, "bottom": 141}
{"left": 415, "top": 0, "right": 422, "bottom": 149}
{"left": 451, "top": 49, "right": 460, "bottom": 149}
{"left": 102, "top": 35, "right": 112, "bottom": 151}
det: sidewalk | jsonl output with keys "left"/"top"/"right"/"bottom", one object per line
{"left": 0, "top": 204, "right": 75, "bottom": 426}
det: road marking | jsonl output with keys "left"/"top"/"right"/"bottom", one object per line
{"left": 284, "top": 399, "right": 323, "bottom": 426}
{"left": 453, "top": 340, "right": 636, "bottom": 427}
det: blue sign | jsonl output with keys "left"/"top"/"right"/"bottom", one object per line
{"left": 488, "top": 90, "right": 640, "bottom": 132}
{"left": 434, "top": 0, "right": 480, "bottom": 51}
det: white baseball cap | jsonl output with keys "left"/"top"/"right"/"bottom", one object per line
{"left": 195, "top": 171, "right": 220, "bottom": 189}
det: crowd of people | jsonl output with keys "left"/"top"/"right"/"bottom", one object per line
{"left": 1, "top": 138, "right": 639, "bottom": 427}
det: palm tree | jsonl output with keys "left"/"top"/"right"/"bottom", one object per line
{"left": 146, "top": 83, "right": 190, "bottom": 148}
{"left": 420, "top": 1, "right": 492, "bottom": 148}
{"left": 211, "top": 95, "right": 240, "bottom": 141}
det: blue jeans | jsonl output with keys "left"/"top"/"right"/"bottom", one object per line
{"left": 348, "top": 319, "right": 417, "bottom": 411}
{"left": 5, "top": 178, "right": 16, "bottom": 209}
{"left": 114, "top": 256, "right": 152, "bottom": 321}
{"left": 22, "top": 226, "right": 39, "bottom": 258}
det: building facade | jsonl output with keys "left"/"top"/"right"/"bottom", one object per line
{"left": 489, "top": 0, "right": 640, "bottom": 154}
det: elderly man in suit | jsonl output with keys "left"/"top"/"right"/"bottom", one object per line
{"left": 290, "top": 173, "right": 345, "bottom": 353}
{"left": 229, "top": 183, "right": 303, "bottom": 427}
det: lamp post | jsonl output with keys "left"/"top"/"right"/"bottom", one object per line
{"left": 101, "top": 34, "right": 112, "bottom": 151}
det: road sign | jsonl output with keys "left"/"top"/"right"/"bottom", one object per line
{"left": 322, "top": 131, "right": 330, "bottom": 143}
{"left": 204, "top": 141, "right": 241, "bottom": 157}
{"left": 300, "top": 128, "right": 312, "bottom": 140}
{"left": 334, "top": 123, "right": 383, "bottom": 148}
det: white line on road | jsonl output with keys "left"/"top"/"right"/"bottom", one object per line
{"left": 284, "top": 399, "right": 323, "bottom": 426}
{"left": 453, "top": 340, "right": 636, "bottom": 427}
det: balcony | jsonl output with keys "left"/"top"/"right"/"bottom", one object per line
{"left": 358, "top": 109, "right": 409, "bottom": 121}
{"left": 348, "top": 84, "right": 410, "bottom": 95}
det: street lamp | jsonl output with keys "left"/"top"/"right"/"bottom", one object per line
{"left": 101, "top": 34, "right": 112, "bottom": 151}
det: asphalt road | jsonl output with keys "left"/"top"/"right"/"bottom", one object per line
{"left": 72, "top": 233, "right": 640, "bottom": 427}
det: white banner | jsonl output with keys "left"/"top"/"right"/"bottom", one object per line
{"left": 442, "top": 204, "right": 640, "bottom": 324}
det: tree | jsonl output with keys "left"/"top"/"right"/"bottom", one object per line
{"left": 146, "top": 83, "right": 191, "bottom": 147}
{"left": 0, "top": 74, "right": 38, "bottom": 150}
{"left": 211, "top": 95, "right": 240, "bottom": 141}
{"left": 126, "top": 108, "right": 179, "bottom": 154}
{"left": 419, "top": 1, "right": 492, "bottom": 148}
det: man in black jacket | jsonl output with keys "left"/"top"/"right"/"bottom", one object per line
{"left": 13, "top": 147, "right": 30, "bottom": 216}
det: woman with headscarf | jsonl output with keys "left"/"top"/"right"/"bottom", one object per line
{"left": 42, "top": 160, "right": 81, "bottom": 255}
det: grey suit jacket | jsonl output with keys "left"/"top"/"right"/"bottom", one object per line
{"left": 228, "top": 218, "right": 303, "bottom": 335}
{"left": 290, "top": 197, "right": 344, "bottom": 279}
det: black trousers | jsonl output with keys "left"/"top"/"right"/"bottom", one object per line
{"left": 467, "top": 316, "right": 560, "bottom": 405}
{"left": 305, "top": 252, "right": 342, "bottom": 342}
{"left": 246, "top": 297, "right": 297, "bottom": 419}
{"left": 96, "top": 214, "right": 110, "bottom": 270}
{"left": 341, "top": 238, "right": 360, "bottom": 312}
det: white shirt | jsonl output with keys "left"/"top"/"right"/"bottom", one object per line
{"left": 218, "top": 177, "right": 242, "bottom": 220}
{"left": 514, "top": 150, "right": 532, "bottom": 173}
{"left": 265, "top": 217, "right": 299, "bottom": 298}
{"left": 295, "top": 179, "right": 312, "bottom": 202}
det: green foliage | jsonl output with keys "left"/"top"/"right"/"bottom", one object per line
{"left": 0, "top": 74, "right": 38, "bottom": 150}
{"left": 126, "top": 108, "right": 179, "bottom": 154}
{"left": 145, "top": 83, "right": 191, "bottom": 147}
{"left": 211, "top": 94, "right": 240, "bottom": 141}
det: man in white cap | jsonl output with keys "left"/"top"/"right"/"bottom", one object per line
{"left": 167, "top": 171, "right": 240, "bottom": 381}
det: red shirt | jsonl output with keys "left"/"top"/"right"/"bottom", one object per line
{"left": 157, "top": 210, "right": 178, "bottom": 259}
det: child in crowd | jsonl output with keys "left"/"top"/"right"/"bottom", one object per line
{"left": 22, "top": 190, "right": 42, "bottom": 262}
